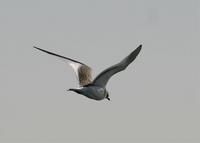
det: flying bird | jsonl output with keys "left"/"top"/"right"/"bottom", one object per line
{"left": 33, "top": 45, "right": 142, "bottom": 101}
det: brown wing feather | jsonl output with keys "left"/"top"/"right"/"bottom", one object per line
{"left": 78, "top": 65, "right": 92, "bottom": 86}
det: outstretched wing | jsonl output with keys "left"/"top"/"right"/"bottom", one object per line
{"left": 92, "top": 45, "right": 142, "bottom": 87}
{"left": 33, "top": 46, "right": 92, "bottom": 86}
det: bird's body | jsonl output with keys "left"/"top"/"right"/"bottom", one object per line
{"left": 33, "top": 45, "right": 142, "bottom": 101}
{"left": 69, "top": 86, "right": 108, "bottom": 100}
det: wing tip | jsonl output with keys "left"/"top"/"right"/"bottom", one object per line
{"left": 132, "top": 44, "right": 142, "bottom": 55}
{"left": 137, "top": 44, "right": 142, "bottom": 50}
{"left": 33, "top": 46, "right": 41, "bottom": 51}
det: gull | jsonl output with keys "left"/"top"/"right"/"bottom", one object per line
{"left": 33, "top": 45, "right": 142, "bottom": 101}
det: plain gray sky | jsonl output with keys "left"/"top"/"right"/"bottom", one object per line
{"left": 0, "top": 0, "right": 200, "bottom": 143}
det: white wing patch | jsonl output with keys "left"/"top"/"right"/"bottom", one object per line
{"left": 68, "top": 62, "right": 81, "bottom": 81}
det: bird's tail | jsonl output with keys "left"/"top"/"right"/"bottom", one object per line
{"left": 67, "top": 88, "right": 81, "bottom": 94}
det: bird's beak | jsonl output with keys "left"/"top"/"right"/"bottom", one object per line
{"left": 106, "top": 97, "right": 111, "bottom": 101}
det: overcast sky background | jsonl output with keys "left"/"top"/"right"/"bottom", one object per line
{"left": 0, "top": 0, "right": 200, "bottom": 143}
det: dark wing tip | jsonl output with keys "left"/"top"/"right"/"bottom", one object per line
{"left": 136, "top": 44, "right": 142, "bottom": 52}
{"left": 125, "top": 44, "right": 142, "bottom": 64}
{"left": 131, "top": 44, "right": 142, "bottom": 56}
{"left": 33, "top": 46, "right": 46, "bottom": 52}
{"left": 133, "top": 44, "right": 142, "bottom": 56}
{"left": 33, "top": 46, "right": 45, "bottom": 52}
{"left": 33, "top": 46, "right": 55, "bottom": 56}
